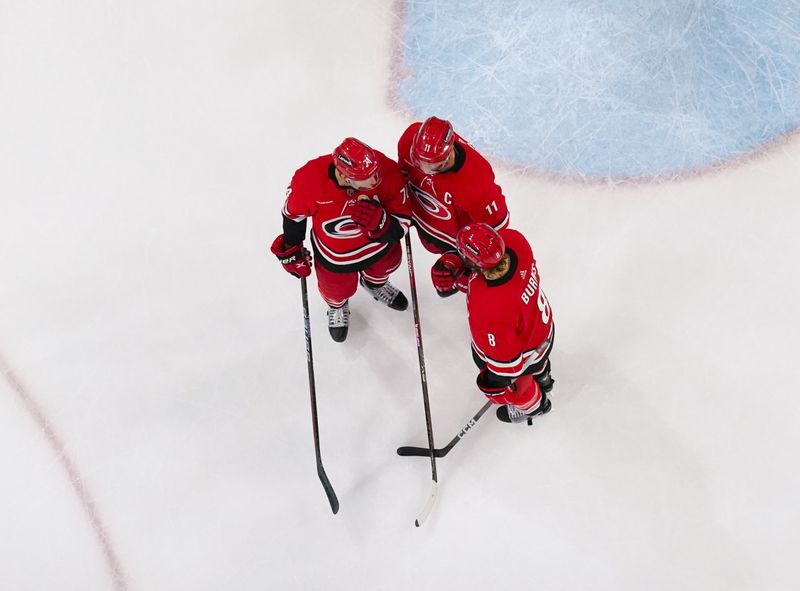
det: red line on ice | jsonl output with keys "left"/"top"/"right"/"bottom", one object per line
{"left": 0, "top": 353, "right": 128, "bottom": 591}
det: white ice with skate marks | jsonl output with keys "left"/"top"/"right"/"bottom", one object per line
{"left": 1, "top": 1, "right": 800, "bottom": 590}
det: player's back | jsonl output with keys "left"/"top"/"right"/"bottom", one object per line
{"left": 468, "top": 228, "right": 552, "bottom": 356}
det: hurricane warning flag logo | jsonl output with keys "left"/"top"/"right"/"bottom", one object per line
{"left": 322, "top": 216, "right": 363, "bottom": 239}
{"left": 410, "top": 184, "right": 451, "bottom": 221}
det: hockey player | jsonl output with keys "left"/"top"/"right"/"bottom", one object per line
{"left": 271, "top": 137, "right": 412, "bottom": 342}
{"left": 397, "top": 116, "right": 510, "bottom": 297}
{"left": 444, "top": 223, "right": 555, "bottom": 424}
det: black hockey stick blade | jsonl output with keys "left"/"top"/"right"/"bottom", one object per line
{"left": 398, "top": 401, "right": 492, "bottom": 459}
{"left": 318, "top": 463, "right": 339, "bottom": 514}
{"left": 397, "top": 445, "right": 449, "bottom": 458}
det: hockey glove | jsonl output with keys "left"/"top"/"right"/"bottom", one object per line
{"left": 476, "top": 369, "right": 511, "bottom": 398}
{"left": 350, "top": 199, "right": 390, "bottom": 239}
{"left": 270, "top": 234, "right": 312, "bottom": 278}
{"left": 431, "top": 251, "right": 472, "bottom": 297}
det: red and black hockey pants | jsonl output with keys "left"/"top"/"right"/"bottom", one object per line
{"left": 314, "top": 241, "right": 403, "bottom": 308}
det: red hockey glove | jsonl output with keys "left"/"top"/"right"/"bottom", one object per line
{"left": 350, "top": 199, "right": 390, "bottom": 239}
{"left": 431, "top": 251, "right": 471, "bottom": 297}
{"left": 270, "top": 234, "right": 312, "bottom": 278}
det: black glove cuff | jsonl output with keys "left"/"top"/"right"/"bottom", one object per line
{"left": 477, "top": 370, "right": 511, "bottom": 391}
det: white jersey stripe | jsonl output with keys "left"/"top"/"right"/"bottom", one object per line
{"left": 412, "top": 215, "right": 458, "bottom": 247}
{"left": 472, "top": 324, "right": 554, "bottom": 377}
{"left": 311, "top": 232, "right": 388, "bottom": 266}
{"left": 282, "top": 201, "right": 307, "bottom": 222}
{"left": 492, "top": 211, "right": 510, "bottom": 231}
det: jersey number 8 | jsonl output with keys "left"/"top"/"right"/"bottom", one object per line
{"left": 537, "top": 290, "right": 551, "bottom": 324}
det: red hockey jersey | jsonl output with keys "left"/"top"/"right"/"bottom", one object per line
{"left": 282, "top": 151, "right": 412, "bottom": 272}
{"left": 397, "top": 122, "right": 509, "bottom": 251}
{"left": 467, "top": 228, "right": 553, "bottom": 378}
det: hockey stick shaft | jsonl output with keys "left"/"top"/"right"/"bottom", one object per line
{"left": 301, "top": 277, "right": 339, "bottom": 515}
{"left": 405, "top": 232, "right": 438, "bottom": 527}
{"left": 398, "top": 400, "right": 492, "bottom": 458}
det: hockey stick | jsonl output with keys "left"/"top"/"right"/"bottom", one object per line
{"left": 405, "top": 232, "right": 438, "bottom": 527}
{"left": 397, "top": 400, "right": 492, "bottom": 458}
{"left": 300, "top": 276, "right": 339, "bottom": 515}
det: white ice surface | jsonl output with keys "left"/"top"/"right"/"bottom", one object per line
{"left": 1, "top": 1, "right": 799, "bottom": 590}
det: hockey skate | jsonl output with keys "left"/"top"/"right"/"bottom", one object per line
{"left": 496, "top": 392, "right": 552, "bottom": 425}
{"left": 327, "top": 301, "right": 350, "bottom": 342}
{"left": 535, "top": 370, "right": 555, "bottom": 394}
{"left": 359, "top": 277, "right": 408, "bottom": 311}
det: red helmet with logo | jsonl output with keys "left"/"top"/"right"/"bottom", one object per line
{"left": 456, "top": 223, "right": 505, "bottom": 270}
{"left": 411, "top": 116, "right": 455, "bottom": 166}
{"left": 332, "top": 137, "right": 380, "bottom": 182}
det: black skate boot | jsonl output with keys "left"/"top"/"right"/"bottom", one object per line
{"left": 359, "top": 277, "right": 408, "bottom": 311}
{"left": 496, "top": 392, "right": 552, "bottom": 425}
{"left": 327, "top": 301, "right": 350, "bottom": 342}
{"left": 535, "top": 369, "right": 555, "bottom": 394}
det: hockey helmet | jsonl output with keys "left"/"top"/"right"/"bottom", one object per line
{"left": 411, "top": 116, "right": 455, "bottom": 170}
{"left": 332, "top": 137, "right": 381, "bottom": 186}
{"left": 456, "top": 223, "right": 505, "bottom": 270}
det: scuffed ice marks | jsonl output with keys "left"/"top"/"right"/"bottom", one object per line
{"left": 396, "top": 0, "right": 800, "bottom": 179}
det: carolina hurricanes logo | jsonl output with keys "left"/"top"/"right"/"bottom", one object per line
{"left": 410, "top": 183, "right": 452, "bottom": 221}
{"left": 322, "top": 216, "right": 362, "bottom": 239}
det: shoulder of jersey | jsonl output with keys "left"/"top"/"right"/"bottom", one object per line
{"left": 456, "top": 136, "right": 493, "bottom": 175}
{"left": 470, "top": 229, "right": 532, "bottom": 304}
{"left": 400, "top": 122, "right": 423, "bottom": 143}
{"left": 375, "top": 149, "right": 403, "bottom": 177}
{"left": 293, "top": 154, "right": 332, "bottom": 186}
{"left": 397, "top": 122, "right": 423, "bottom": 165}
{"left": 368, "top": 150, "right": 405, "bottom": 192}
{"left": 295, "top": 154, "right": 333, "bottom": 178}
{"left": 501, "top": 229, "right": 535, "bottom": 272}
{"left": 499, "top": 227, "right": 527, "bottom": 248}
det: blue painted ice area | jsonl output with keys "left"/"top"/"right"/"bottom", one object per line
{"left": 397, "top": 1, "right": 800, "bottom": 179}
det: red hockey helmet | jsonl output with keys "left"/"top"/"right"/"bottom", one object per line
{"left": 332, "top": 137, "right": 381, "bottom": 184}
{"left": 456, "top": 223, "right": 505, "bottom": 270}
{"left": 411, "top": 116, "right": 455, "bottom": 169}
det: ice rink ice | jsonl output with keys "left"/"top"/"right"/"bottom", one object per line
{"left": 399, "top": 1, "right": 800, "bottom": 179}
{"left": 1, "top": 1, "right": 799, "bottom": 590}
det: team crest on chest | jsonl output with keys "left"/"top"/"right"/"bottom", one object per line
{"left": 322, "top": 216, "right": 362, "bottom": 239}
{"left": 410, "top": 183, "right": 452, "bottom": 221}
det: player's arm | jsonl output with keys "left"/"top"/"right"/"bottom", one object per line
{"left": 396, "top": 123, "right": 419, "bottom": 173}
{"left": 431, "top": 251, "right": 472, "bottom": 296}
{"left": 469, "top": 318, "right": 525, "bottom": 380}
{"left": 271, "top": 179, "right": 317, "bottom": 277}
{"left": 464, "top": 164, "right": 510, "bottom": 230}
{"left": 280, "top": 179, "right": 318, "bottom": 245}
{"left": 381, "top": 167, "right": 413, "bottom": 235}
{"left": 471, "top": 322, "right": 525, "bottom": 399}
